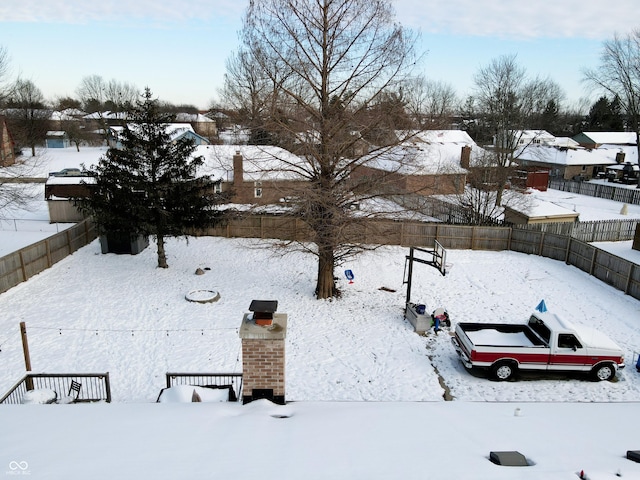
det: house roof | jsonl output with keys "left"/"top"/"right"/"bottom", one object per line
{"left": 515, "top": 144, "right": 637, "bottom": 166}
{"left": 195, "top": 145, "right": 309, "bottom": 182}
{"left": 362, "top": 143, "right": 470, "bottom": 175}
{"left": 503, "top": 195, "right": 580, "bottom": 220}
{"left": 175, "top": 113, "right": 215, "bottom": 123}
{"left": 46, "top": 131, "right": 68, "bottom": 137}
{"left": 406, "top": 129, "right": 476, "bottom": 145}
{"left": 574, "top": 132, "right": 637, "bottom": 145}
{"left": 110, "top": 123, "right": 203, "bottom": 143}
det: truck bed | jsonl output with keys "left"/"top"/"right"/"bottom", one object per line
{"left": 456, "top": 322, "right": 548, "bottom": 347}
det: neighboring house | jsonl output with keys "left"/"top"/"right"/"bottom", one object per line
{"left": 197, "top": 144, "right": 309, "bottom": 205}
{"left": 572, "top": 131, "right": 637, "bottom": 149}
{"left": 45, "top": 131, "right": 71, "bottom": 149}
{"left": 0, "top": 115, "right": 16, "bottom": 167}
{"left": 175, "top": 113, "right": 218, "bottom": 140}
{"left": 109, "top": 123, "right": 211, "bottom": 148}
{"left": 493, "top": 130, "right": 557, "bottom": 148}
{"left": 167, "top": 123, "right": 211, "bottom": 146}
{"left": 515, "top": 143, "right": 637, "bottom": 181}
{"left": 351, "top": 130, "right": 475, "bottom": 196}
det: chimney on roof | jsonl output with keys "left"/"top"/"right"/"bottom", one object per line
{"left": 460, "top": 145, "right": 471, "bottom": 169}
{"left": 233, "top": 150, "right": 243, "bottom": 186}
{"left": 616, "top": 151, "right": 626, "bottom": 164}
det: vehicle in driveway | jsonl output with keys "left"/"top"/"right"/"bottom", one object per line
{"left": 451, "top": 310, "right": 625, "bottom": 381}
{"left": 49, "top": 168, "right": 83, "bottom": 177}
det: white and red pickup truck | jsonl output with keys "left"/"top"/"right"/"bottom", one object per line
{"left": 451, "top": 310, "right": 625, "bottom": 381}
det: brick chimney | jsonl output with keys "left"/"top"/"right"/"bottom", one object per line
{"left": 239, "top": 300, "right": 287, "bottom": 404}
{"left": 616, "top": 151, "right": 626, "bottom": 164}
{"left": 460, "top": 145, "right": 471, "bottom": 169}
{"left": 233, "top": 150, "right": 244, "bottom": 186}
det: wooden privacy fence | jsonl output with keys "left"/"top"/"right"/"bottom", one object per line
{"left": 198, "top": 215, "right": 640, "bottom": 301}
{"left": 549, "top": 179, "right": 640, "bottom": 205}
{"left": 0, "top": 219, "right": 96, "bottom": 294}
{"left": 1, "top": 215, "right": 637, "bottom": 300}
{"left": 513, "top": 218, "right": 638, "bottom": 243}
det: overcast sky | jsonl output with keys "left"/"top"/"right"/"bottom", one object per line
{"left": 1, "top": 0, "right": 638, "bottom": 110}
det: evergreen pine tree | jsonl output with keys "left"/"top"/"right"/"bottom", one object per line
{"left": 79, "top": 88, "right": 223, "bottom": 268}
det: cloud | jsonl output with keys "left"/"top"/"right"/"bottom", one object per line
{"left": 394, "top": 0, "right": 639, "bottom": 40}
{"left": 0, "top": 0, "right": 245, "bottom": 24}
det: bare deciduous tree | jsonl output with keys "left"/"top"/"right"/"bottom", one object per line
{"left": 403, "top": 77, "right": 457, "bottom": 129}
{"left": 7, "top": 79, "right": 50, "bottom": 157}
{"left": 220, "top": 48, "right": 274, "bottom": 143}
{"left": 236, "top": 0, "right": 420, "bottom": 299}
{"left": 583, "top": 30, "right": 640, "bottom": 188}
{"left": 0, "top": 46, "right": 12, "bottom": 105}
{"left": 76, "top": 75, "right": 139, "bottom": 146}
{"left": 473, "top": 54, "right": 564, "bottom": 204}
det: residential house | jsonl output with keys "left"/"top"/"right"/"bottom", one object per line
{"left": 515, "top": 142, "right": 637, "bottom": 181}
{"left": 572, "top": 131, "right": 637, "bottom": 149}
{"left": 493, "top": 130, "right": 557, "bottom": 149}
{"left": 175, "top": 113, "right": 217, "bottom": 140}
{"left": 515, "top": 131, "right": 639, "bottom": 181}
{"left": 350, "top": 130, "right": 475, "bottom": 196}
{"left": 109, "top": 123, "right": 211, "bottom": 148}
{"left": 0, "top": 115, "right": 16, "bottom": 167}
{"left": 196, "top": 145, "right": 309, "bottom": 205}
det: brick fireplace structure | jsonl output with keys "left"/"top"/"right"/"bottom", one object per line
{"left": 239, "top": 300, "right": 287, "bottom": 404}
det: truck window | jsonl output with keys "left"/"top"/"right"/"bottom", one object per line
{"left": 528, "top": 316, "right": 550, "bottom": 344}
{"left": 558, "top": 334, "right": 582, "bottom": 349}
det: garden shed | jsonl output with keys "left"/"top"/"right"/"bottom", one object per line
{"left": 503, "top": 197, "right": 579, "bottom": 225}
{"left": 45, "top": 131, "right": 70, "bottom": 149}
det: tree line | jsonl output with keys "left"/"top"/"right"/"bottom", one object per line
{"left": 1, "top": 2, "right": 640, "bottom": 300}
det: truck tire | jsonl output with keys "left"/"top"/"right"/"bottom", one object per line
{"left": 491, "top": 361, "right": 517, "bottom": 381}
{"left": 592, "top": 363, "right": 616, "bottom": 381}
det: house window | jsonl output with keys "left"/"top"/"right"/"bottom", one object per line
{"left": 254, "top": 181, "right": 262, "bottom": 198}
{"left": 214, "top": 183, "right": 222, "bottom": 194}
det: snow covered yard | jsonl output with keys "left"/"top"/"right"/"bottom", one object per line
{"left": 0, "top": 236, "right": 639, "bottom": 403}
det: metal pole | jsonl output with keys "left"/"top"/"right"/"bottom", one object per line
{"left": 20, "top": 322, "right": 33, "bottom": 390}
{"left": 405, "top": 247, "right": 414, "bottom": 308}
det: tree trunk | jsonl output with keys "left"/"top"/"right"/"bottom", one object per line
{"left": 315, "top": 246, "right": 336, "bottom": 299}
{"left": 156, "top": 234, "right": 168, "bottom": 268}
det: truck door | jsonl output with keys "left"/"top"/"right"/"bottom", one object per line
{"left": 548, "top": 333, "right": 589, "bottom": 371}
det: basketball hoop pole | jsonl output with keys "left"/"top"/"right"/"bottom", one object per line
{"left": 403, "top": 243, "right": 446, "bottom": 308}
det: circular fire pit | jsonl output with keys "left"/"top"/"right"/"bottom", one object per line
{"left": 185, "top": 289, "right": 220, "bottom": 303}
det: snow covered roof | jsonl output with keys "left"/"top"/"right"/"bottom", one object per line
{"left": 362, "top": 143, "right": 470, "bottom": 175}
{"left": 195, "top": 144, "right": 308, "bottom": 182}
{"left": 513, "top": 197, "right": 579, "bottom": 219}
{"left": 110, "top": 123, "right": 197, "bottom": 142}
{"left": 515, "top": 144, "right": 634, "bottom": 166}
{"left": 578, "top": 132, "right": 637, "bottom": 145}
{"left": 175, "top": 113, "right": 215, "bottom": 123}
{"left": 45, "top": 175, "right": 95, "bottom": 185}
{"left": 406, "top": 129, "right": 477, "bottom": 145}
